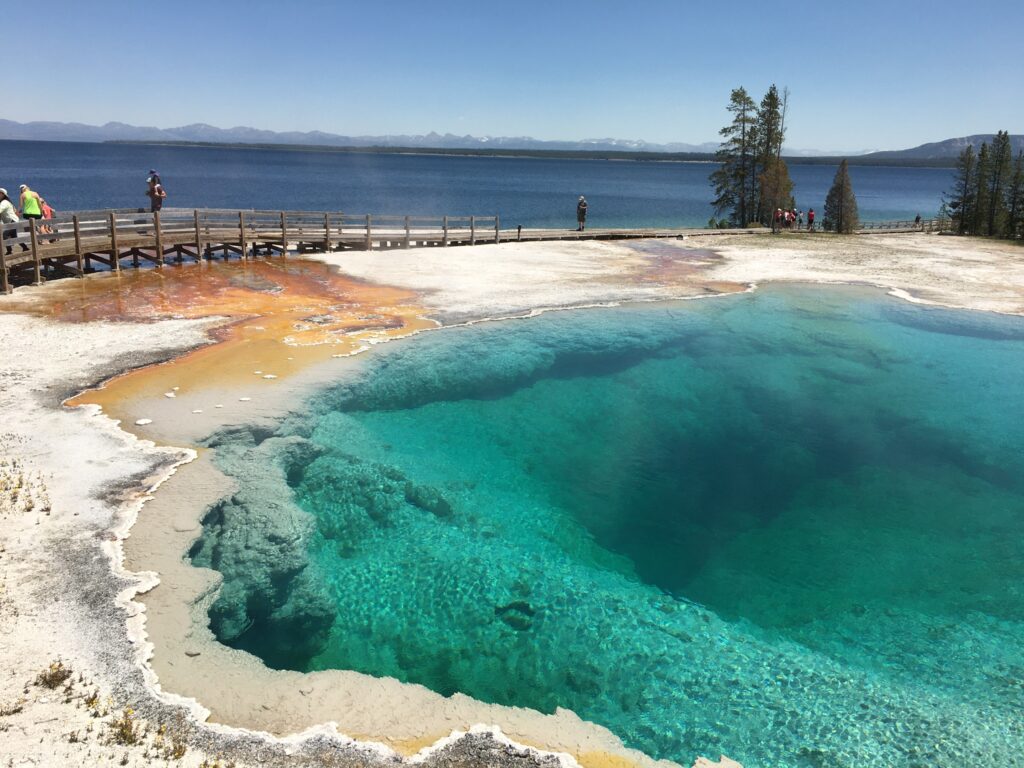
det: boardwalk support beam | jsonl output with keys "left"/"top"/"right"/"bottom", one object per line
{"left": 73, "top": 216, "right": 84, "bottom": 275}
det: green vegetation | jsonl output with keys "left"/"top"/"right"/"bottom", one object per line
{"left": 823, "top": 160, "right": 859, "bottom": 233}
{"left": 945, "top": 130, "right": 1024, "bottom": 237}
{"left": 709, "top": 85, "right": 794, "bottom": 227}
{"left": 108, "top": 708, "right": 141, "bottom": 746}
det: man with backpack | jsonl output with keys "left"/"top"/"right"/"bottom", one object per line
{"left": 146, "top": 170, "right": 167, "bottom": 212}
{"left": 576, "top": 196, "right": 588, "bottom": 231}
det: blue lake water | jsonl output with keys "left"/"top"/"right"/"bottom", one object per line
{"left": 3, "top": 139, "right": 950, "bottom": 227}
{"left": 191, "top": 286, "right": 1024, "bottom": 768}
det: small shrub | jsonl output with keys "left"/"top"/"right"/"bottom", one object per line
{"left": 0, "top": 699, "right": 24, "bottom": 716}
{"left": 109, "top": 708, "right": 140, "bottom": 746}
{"left": 36, "top": 661, "right": 72, "bottom": 689}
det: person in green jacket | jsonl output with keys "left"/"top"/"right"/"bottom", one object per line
{"left": 19, "top": 184, "right": 43, "bottom": 221}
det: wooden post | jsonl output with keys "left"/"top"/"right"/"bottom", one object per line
{"left": 73, "top": 215, "right": 84, "bottom": 276}
{"left": 280, "top": 211, "right": 287, "bottom": 256}
{"left": 239, "top": 211, "right": 248, "bottom": 258}
{"left": 517, "top": 224, "right": 522, "bottom": 242}
{"left": 365, "top": 214, "right": 372, "bottom": 251}
{"left": 443, "top": 215, "right": 449, "bottom": 246}
{"left": 470, "top": 216, "right": 476, "bottom": 245}
{"left": 193, "top": 209, "right": 204, "bottom": 262}
{"left": 0, "top": 231, "right": 8, "bottom": 294}
{"left": 495, "top": 215, "right": 501, "bottom": 244}
{"left": 153, "top": 211, "right": 164, "bottom": 267}
{"left": 109, "top": 212, "right": 121, "bottom": 272}
{"left": 404, "top": 215, "right": 411, "bottom": 249}
{"left": 324, "top": 212, "right": 332, "bottom": 252}
{"left": 131, "top": 214, "right": 140, "bottom": 267}
{"left": 29, "top": 218, "right": 42, "bottom": 285}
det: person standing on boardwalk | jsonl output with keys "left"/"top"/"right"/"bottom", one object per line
{"left": 19, "top": 184, "right": 43, "bottom": 222}
{"left": 807, "top": 208, "right": 816, "bottom": 231}
{"left": 0, "top": 188, "right": 25, "bottom": 255}
{"left": 576, "top": 195, "right": 588, "bottom": 231}
{"left": 146, "top": 170, "right": 167, "bottom": 212}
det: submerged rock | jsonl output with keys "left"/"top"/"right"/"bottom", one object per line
{"left": 190, "top": 429, "right": 335, "bottom": 666}
{"left": 404, "top": 481, "right": 454, "bottom": 518}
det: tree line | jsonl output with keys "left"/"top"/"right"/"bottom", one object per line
{"left": 708, "top": 85, "right": 795, "bottom": 228}
{"left": 945, "top": 131, "right": 1024, "bottom": 238}
{"left": 709, "top": 86, "right": 860, "bottom": 233}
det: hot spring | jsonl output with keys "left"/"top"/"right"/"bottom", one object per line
{"left": 189, "top": 285, "right": 1024, "bottom": 767}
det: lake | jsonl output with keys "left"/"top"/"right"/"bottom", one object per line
{"left": 2, "top": 140, "right": 951, "bottom": 228}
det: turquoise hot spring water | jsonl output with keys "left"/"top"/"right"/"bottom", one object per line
{"left": 190, "top": 285, "right": 1024, "bottom": 768}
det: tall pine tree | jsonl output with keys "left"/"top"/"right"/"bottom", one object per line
{"left": 823, "top": 160, "right": 859, "bottom": 234}
{"left": 971, "top": 142, "right": 991, "bottom": 235}
{"left": 947, "top": 145, "right": 977, "bottom": 234}
{"left": 1006, "top": 152, "right": 1024, "bottom": 239}
{"left": 986, "top": 130, "right": 1013, "bottom": 236}
{"left": 754, "top": 85, "right": 788, "bottom": 225}
{"left": 709, "top": 88, "right": 759, "bottom": 226}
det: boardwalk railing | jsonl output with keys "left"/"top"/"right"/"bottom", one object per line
{"left": 856, "top": 217, "right": 951, "bottom": 233}
{"left": 0, "top": 205, "right": 798, "bottom": 294}
{"left": 0, "top": 207, "right": 503, "bottom": 293}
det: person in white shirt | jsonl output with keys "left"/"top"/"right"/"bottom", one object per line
{"left": 0, "top": 187, "right": 25, "bottom": 255}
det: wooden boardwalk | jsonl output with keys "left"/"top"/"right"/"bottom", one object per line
{"left": 0, "top": 207, "right": 764, "bottom": 293}
{"left": 0, "top": 206, "right": 942, "bottom": 293}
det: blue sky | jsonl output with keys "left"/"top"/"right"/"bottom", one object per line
{"left": 13, "top": 0, "right": 1023, "bottom": 151}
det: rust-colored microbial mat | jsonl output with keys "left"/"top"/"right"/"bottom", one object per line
{"left": 1, "top": 260, "right": 434, "bottom": 420}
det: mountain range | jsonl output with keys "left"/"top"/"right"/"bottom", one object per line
{"left": 0, "top": 119, "right": 1020, "bottom": 161}
{"left": 0, "top": 119, "right": 719, "bottom": 154}
{"left": 856, "top": 134, "right": 1024, "bottom": 161}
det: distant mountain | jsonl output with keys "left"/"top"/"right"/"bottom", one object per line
{"left": 0, "top": 119, "right": 719, "bottom": 154}
{"left": 4, "top": 120, "right": 1017, "bottom": 163}
{"left": 858, "top": 134, "right": 1024, "bottom": 162}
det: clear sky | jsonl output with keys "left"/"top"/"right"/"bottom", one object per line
{"left": 12, "top": 0, "right": 1023, "bottom": 152}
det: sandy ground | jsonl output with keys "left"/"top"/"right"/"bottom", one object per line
{"left": 1, "top": 230, "right": 1022, "bottom": 768}
{"left": 321, "top": 232, "right": 1024, "bottom": 318}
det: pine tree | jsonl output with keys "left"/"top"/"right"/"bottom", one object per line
{"left": 971, "top": 142, "right": 991, "bottom": 235}
{"left": 946, "top": 145, "right": 977, "bottom": 235}
{"left": 1006, "top": 151, "right": 1024, "bottom": 239}
{"left": 709, "top": 87, "right": 759, "bottom": 226}
{"left": 823, "top": 159, "right": 859, "bottom": 234}
{"left": 754, "top": 85, "right": 787, "bottom": 225}
{"left": 759, "top": 157, "right": 794, "bottom": 221}
{"left": 986, "top": 130, "right": 1013, "bottom": 236}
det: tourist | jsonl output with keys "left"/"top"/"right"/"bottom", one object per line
{"left": 146, "top": 170, "right": 167, "bottom": 213}
{"left": 19, "top": 184, "right": 43, "bottom": 222}
{"left": 797, "top": 210, "right": 804, "bottom": 229}
{"left": 0, "top": 188, "right": 25, "bottom": 255}
{"left": 914, "top": 213, "right": 922, "bottom": 230}
{"left": 576, "top": 195, "right": 588, "bottom": 231}
{"left": 807, "top": 208, "right": 815, "bottom": 231}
